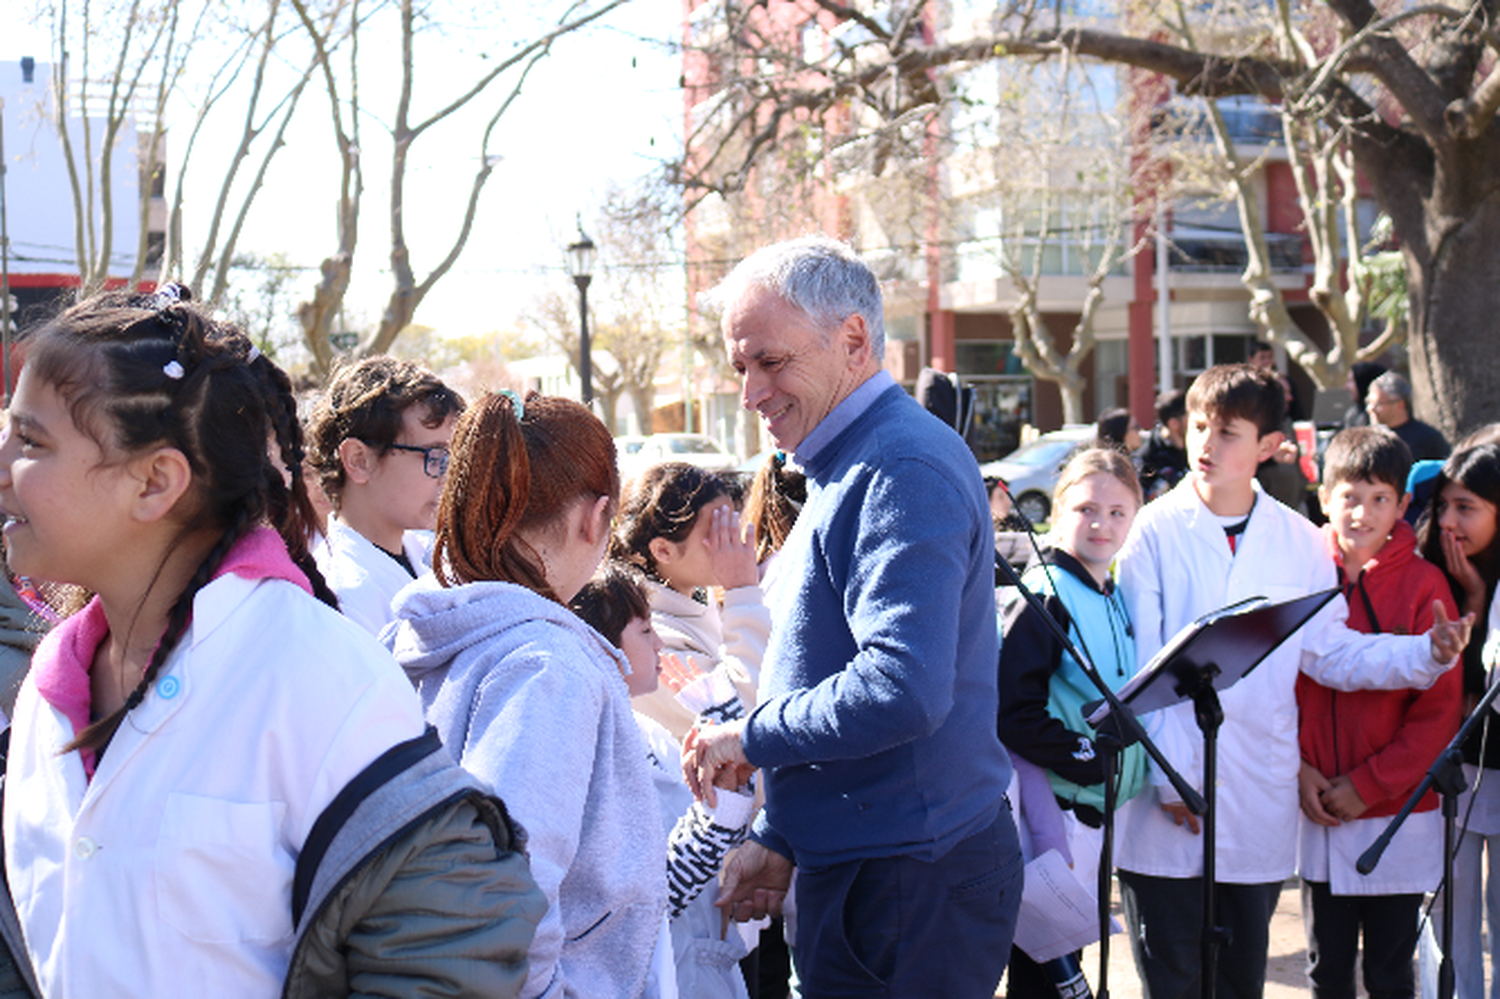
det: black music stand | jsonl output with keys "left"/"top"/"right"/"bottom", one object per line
{"left": 1088, "top": 587, "right": 1339, "bottom": 999}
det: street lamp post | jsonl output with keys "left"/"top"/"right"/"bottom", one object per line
{"left": 566, "top": 226, "right": 597, "bottom": 406}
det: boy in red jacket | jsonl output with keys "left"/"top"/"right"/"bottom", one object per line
{"left": 1297, "top": 426, "right": 1463, "bottom": 999}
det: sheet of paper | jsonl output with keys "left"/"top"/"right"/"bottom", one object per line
{"left": 1012, "top": 848, "right": 1118, "bottom": 963}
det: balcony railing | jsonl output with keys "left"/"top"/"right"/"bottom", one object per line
{"left": 1170, "top": 229, "right": 1303, "bottom": 272}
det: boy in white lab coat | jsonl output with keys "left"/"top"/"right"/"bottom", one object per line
{"left": 1113, "top": 364, "right": 1472, "bottom": 999}
{"left": 306, "top": 356, "right": 465, "bottom": 634}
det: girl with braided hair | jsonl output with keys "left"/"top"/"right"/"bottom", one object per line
{"left": 0, "top": 288, "right": 543, "bottom": 998}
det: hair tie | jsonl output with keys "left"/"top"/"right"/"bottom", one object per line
{"left": 498, "top": 388, "right": 525, "bottom": 421}
{"left": 149, "top": 282, "right": 188, "bottom": 311}
{"left": 163, "top": 360, "right": 185, "bottom": 380}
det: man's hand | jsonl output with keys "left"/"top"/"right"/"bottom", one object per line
{"left": 1161, "top": 801, "right": 1200, "bottom": 835}
{"left": 683, "top": 719, "right": 752, "bottom": 807}
{"left": 1319, "top": 774, "right": 1369, "bottom": 822}
{"left": 1299, "top": 761, "right": 1340, "bottom": 827}
{"left": 717, "top": 841, "right": 793, "bottom": 924}
{"left": 1428, "top": 600, "right": 1475, "bottom": 664}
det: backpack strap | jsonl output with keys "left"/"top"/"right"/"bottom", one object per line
{"left": 291, "top": 725, "right": 444, "bottom": 926}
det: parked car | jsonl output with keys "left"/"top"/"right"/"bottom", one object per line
{"left": 618, "top": 433, "right": 741, "bottom": 482}
{"left": 978, "top": 425, "right": 1096, "bottom": 526}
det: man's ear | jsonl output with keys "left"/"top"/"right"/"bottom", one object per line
{"left": 1397, "top": 491, "right": 1412, "bottom": 520}
{"left": 128, "top": 446, "right": 195, "bottom": 524}
{"left": 337, "top": 438, "right": 377, "bottom": 486}
{"left": 838, "top": 312, "right": 874, "bottom": 369}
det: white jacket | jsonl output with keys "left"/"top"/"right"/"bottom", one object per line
{"left": 634, "top": 581, "right": 769, "bottom": 743}
{"left": 1115, "top": 478, "right": 1451, "bottom": 883}
{"left": 314, "top": 514, "right": 432, "bottom": 635}
{"left": 4, "top": 573, "right": 425, "bottom": 999}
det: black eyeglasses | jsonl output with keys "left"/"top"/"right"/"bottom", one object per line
{"left": 384, "top": 443, "right": 450, "bottom": 478}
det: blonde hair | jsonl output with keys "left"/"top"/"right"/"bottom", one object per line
{"left": 1053, "top": 446, "right": 1144, "bottom": 510}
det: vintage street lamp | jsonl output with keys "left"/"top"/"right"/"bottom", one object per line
{"left": 566, "top": 225, "right": 597, "bottom": 405}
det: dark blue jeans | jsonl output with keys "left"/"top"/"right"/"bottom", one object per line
{"left": 793, "top": 806, "right": 1023, "bottom": 998}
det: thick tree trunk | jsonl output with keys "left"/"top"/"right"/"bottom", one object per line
{"left": 1355, "top": 126, "right": 1500, "bottom": 440}
{"left": 1403, "top": 195, "right": 1500, "bottom": 440}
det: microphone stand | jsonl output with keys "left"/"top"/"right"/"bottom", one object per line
{"left": 1356, "top": 668, "right": 1500, "bottom": 999}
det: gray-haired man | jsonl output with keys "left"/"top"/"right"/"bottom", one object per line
{"left": 684, "top": 236, "right": 1022, "bottom": 997}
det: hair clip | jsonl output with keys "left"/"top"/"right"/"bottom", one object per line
{"left": 163, "top": 360, "right": 185, "bottom": 380}
{"left": 498, "top": 388, "right": 525, "bottom": 421}
{"left": 149, "top": 282, "right": 188, "bottom": 312}
{"left": 246, "top": 345, "right": 262, "bottom": 364}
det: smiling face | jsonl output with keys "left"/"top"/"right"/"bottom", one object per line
{"left": 616, "top": 614, "right": 664, "bottom": 696}
{"left": 0, "top": 370, "right": 138, "bottom": 588}
{"left": 1320, "top": 477, "right": 1409, "bottom": 571}
{"left": 1436, "top": 481, "right": 1499, "bottom": 559}
{"left": 1186, "top": 409, "right": 1279, "bottom": 516}
{"left": 1051, "top": 472, "right": 1138, "bottom": 585}
{"left": 722, "top": 284, "right": 874, "bottom": 454}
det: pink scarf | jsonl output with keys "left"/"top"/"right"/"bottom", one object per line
{"left": 31, "top": 527, "right": 313, "bottom": 776}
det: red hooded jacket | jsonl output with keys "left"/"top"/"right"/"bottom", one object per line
{"left": 1296, "top": 519, "right": 1463, "bottom": 817}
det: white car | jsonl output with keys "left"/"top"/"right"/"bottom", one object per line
{"left": 978, "top": 425, "right": 1096, "bottom": 526}
{"left": 618, "top": 433, "right": 740, "bottom": 481}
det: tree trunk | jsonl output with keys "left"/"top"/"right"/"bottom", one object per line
{"left": 630, "top": 386, "right": 655, "bottom": 435}
{"left": 1354, "top": 126, "right": 1500, "bottom": 440}
{"left": 1402, "top": 195, "right": 1500, "bottom": 439}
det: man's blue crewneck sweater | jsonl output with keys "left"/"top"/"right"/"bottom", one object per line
{"left": 744, "top": 383, "right": 1011, "bottom": 868}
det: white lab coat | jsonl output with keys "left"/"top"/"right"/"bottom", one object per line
{"left": 1114, "top": 478, "right": 1450, "bottom": 883}
{"left": 4, "top": 573, "right": 425, "bottom": 999}
{"left": 314, "top": 514, "right": 432, "bottom": 635}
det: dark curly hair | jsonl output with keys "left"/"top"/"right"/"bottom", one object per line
{"left": 610, "top": 462, "right": 730, "bottom": 578}
{"left": 306, "top": 355, "right": 465, "bottom": 508}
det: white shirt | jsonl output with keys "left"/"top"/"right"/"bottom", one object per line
{"left": 1115, "top": 478, "right": 1449, "bottom": 883}
{"left": 314, "top": 514, "right": 433, "bottom": 635}
{"left": 4, "top": 574, "right": 424, "bottom": 998}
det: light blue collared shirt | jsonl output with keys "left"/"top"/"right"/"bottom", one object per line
{"left": 793, "top": 369, "right": 896, "bottom": 464}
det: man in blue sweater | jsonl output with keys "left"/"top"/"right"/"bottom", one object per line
{"left": 684, "top": 236, "right": 1021, "bottom": 996}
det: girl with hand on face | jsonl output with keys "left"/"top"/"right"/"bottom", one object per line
{"left": 1417, "top": 440, "right": 1500, "bottom": 999}
{"left": 386, "top": 392, "right": 665, "bottom": 999}
{"left": 612, "top": 463, "right": 769, "bottom": 741}
{"left": 0, "top": 289, "right": 542, "bottom": 999}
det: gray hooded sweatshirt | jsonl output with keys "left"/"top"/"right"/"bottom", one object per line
{"left": 386, "top": 576, "right": 666, "bottom": 999}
